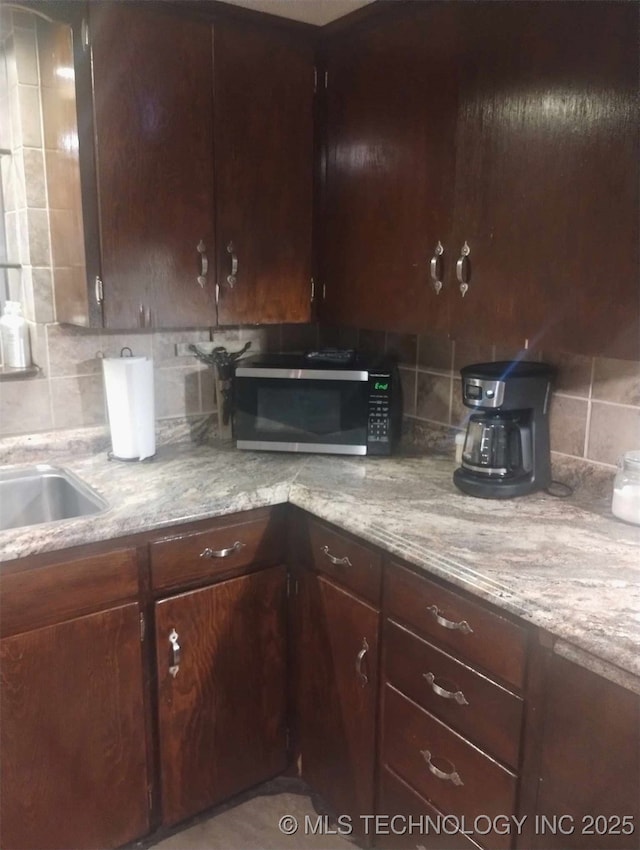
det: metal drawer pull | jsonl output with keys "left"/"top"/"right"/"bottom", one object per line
{"left": 321, "top": 545, "right": 352, "bottom": 567}
{"left": 423, "top": 672, "right": 469, "bottom": 706}
{"left": 355, "top": 637, "right": 369, "bottom": 687}
{"left": 420, "top": 749, "right": 464, "bottom": 787}
{"left": 426, "top": 604, "right": 473, "bottom": 635}
{"left": 168, "top": 628, "right": 181, "bottom": 678}
{"left": 429, "top": 241, "right": 444, "bottom": 294}
{"left": 456, "top": 241, "right": 470, "bottom": 297}
{"left": 226, "top": 242, "right": 238, "bottom": 287}
{"left": 197, "top": 240, "right": 208, "bottom": 287}
{"left": 200, "top": 541, "right": 246, "bottom": 559}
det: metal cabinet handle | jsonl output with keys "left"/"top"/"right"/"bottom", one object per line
{"left": 420, "top": 749, "right": 464, "bottom": 787}
{"left": 423, "top": 672, "right": 469, "bottom": 706}
{"left": 320, "top": 545, "right": 352, "bottom": 567}
{"left": 168, "top": 628, "right": 181, "bottom": 678}
{"left": 456, "top": 241, "right": 470, "bottom": 297}
{"left": 429, "top": 241, "right": 444, "bottom": 295}
{"left": 426, "top": 605, "right": 473, "bottom": 635}
{"left": 355, "top": 637, "right": 369, "bottom": 687}
{"left": 200, "top": 540, "right": 246, "bottom": 559}
{"left": 139, "top": 303, "right": 145, "bottom": 328}
{"left": 197, "top": 240, "right": 208, "bottom": 287}
{"left": 226, "top": 242, "right": 238, "bottom": 287}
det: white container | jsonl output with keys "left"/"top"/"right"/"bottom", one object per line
{"left": 611, "top": 451, "right": 640, "bottom": 525}
{"left": 0, "top": 301, "right": 31, "bottom": 368}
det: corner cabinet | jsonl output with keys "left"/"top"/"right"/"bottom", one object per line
{"left": 320, "top": 1, "right": 640, "bottom": 360}
{"left": 65, "top": 3, "right": 314, "bottom": 330}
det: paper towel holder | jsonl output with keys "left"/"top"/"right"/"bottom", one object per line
{"left": 103, "top": 347, "right": 157, "bottom": 463}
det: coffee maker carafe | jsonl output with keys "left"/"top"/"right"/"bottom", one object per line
{"left": 453, "top": 361, "right": 555, "bottom": 498}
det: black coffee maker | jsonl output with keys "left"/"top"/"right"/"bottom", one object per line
{"left": 453, "top": 361, "right": 555, "bottom": 498}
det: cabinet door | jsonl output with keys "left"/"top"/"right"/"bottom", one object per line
{"left": 532, "top": 654, "right": 640, "bottom": 850}
{"left": 449, "top": 2, "right": 639, "bottom": 358}
{"left": 214, "top": 20, "right": 313, "bottom": 325}
{"left": 321, "top": 5, "right": 459, "bottom": 334}
{"left": 88, "top": 3, "right": 216, "bottom": 328}
{"left": 0, "top": 603, "right": 149, "bottom": 850}
{"left": 295, "top": 573, "right": 380, "bottom": 836}
{"left": 155, "top": 565, "right": 288, "bottom": 827}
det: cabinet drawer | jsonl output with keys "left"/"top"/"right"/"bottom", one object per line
{"left": 382, "top": 685, "right": 517, "bottom": 850}
{"left": 149, "top": 509, "right": 285, "bottom": 591}
{"left": 385, "top": 563, "right": 527, "bottom": 689}
{"left": 385, "top": 620, "right": 523, "bottom": 769}
{"left": 0, "top": 548, "right": 139, "bottom": 638}
{"left": 304, "top": 518, "right": 382, "bottom": 604}
{"left": 378, "top": 765, "right": 483, "bottom": 850}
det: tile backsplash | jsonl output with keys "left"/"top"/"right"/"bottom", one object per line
{"left": 1, "top": 321, "right": 639, "bottom": 476}
{"left": 0, "top": 324, "right": 271, "bottom": 437}
{"left": 273, "top": 324, "right": 640, "bottom": 471}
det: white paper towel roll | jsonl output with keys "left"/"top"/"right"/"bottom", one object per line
{"left": 102, "top": 356, "right": 156, "bottom": 460}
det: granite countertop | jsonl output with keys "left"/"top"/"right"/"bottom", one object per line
{"left": 1, "top": 426, "right": 639, "bottom": 693}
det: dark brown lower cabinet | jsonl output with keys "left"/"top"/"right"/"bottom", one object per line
{"left": 377, "top": 765, "right": 483, "bottom": 850}
{"left": 532, "top": 654, "right": 640, "bottom": 850}
{"left": 155, "top": 564, "right": 288, "bottom": 827}
{"left": 0, "top": 603, "right": 149, "bottom": 850}
{"left": 295, "top": 572, "right": 380, "bottom": 839}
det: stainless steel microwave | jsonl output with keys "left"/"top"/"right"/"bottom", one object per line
{"left": 233, "top": 352, "right": 402, "bottom": 456}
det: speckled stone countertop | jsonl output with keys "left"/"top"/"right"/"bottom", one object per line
{"left": 2, "top": 426, "right": 639, "bottom": 694}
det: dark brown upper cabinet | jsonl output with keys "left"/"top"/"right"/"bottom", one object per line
{"left": 65, "top": 3, "right": 314, "bottom": 330}
{"left": 319, "top": 1, "right": 639, "bottom": 360}
{"left": 321, "top": 4, "right": 459, "bottom": 337}
{"left": 76, "top": 3, "right": 217, "bottom": 329}
{"left": 214, "top": 19, "right": 314, "bottom": 326}
{"left": 448, "top": 2, "right": 639, "bottom": 359}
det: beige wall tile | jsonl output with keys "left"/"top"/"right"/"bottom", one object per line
{"left": 453, "top": 339, "right": 493, "bottom": 373}
{"left": 386, "top": 332, "right": 418, "bottom": 366}
{"left": 493, "top": 346, "right": 542, "bottom": 364}
{"left": 549, "top": 394, "right": 588, "bottom": 457}
{"left": 317, "top": 324, "right": 358, "bottom": 349}
{"left": 155, "top": 367, "right": 201, "bottom": 419}
{"left": 17, "top": 84, "right": 42, "bottom": 147}
{"left": 26, "top": 208, "right": 51, "bottom": 266}
{"left": 31, "top": 267, "right": 55, "bottom": 324}
{"left": 46, "top": 323, "right": 104, "bottom": 376}
{"left": 399, "top": 367, "right": 416, "bottom": 417}
{"left": 417, "top": 332, "right": 451, "bottom": 371}
{"left": 100, "top": 331, "right": 153, "bottom": 360}
{"left": 280, "top": 322, "right": 318, "bottom": 352}
{"left": 358, "top": 328, "right": 386, "bottom": 356}
{"left": 14, "top": 27, "right": 38, "bottom": 85}
{"left": 0, "top": 377, "right": 52, "bottom": 435}
{"left": 23, "top": 147, "right": 47, "bottom": 208}
{"left": 416, "top": 371, "right": 452, "bottom": 424}
{"left": 152, "top": 329, "right": 210, "bottom": 367}
{"left": 450, "top": 377, "right": 469, "bottom": 430}
{"left": 592, "top": 357, "right": 640, "bottom": 406}
{"left": 587, "top": 403, "right": 640, "bottom": 466}
{"left": 199, "top": 367, "right": 216, "bottom": 413}
{"left": 543, "top": 351, "right": 593, "bottom": 398}
{"left": 50, "top": 374, "right": 106, "bottom": 429}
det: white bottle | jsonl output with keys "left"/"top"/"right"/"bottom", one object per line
{"left": 0, "top": 301, "right": 32, "bottom": 368}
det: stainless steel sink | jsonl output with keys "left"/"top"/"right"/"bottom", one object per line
{"left": 0, "top": 464, "right": 108, "bottom": 531}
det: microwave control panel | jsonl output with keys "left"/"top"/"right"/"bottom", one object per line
{"left": 367, "top": 372, "right": 392, "bottom": 454}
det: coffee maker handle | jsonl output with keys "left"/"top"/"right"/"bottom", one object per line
{"left": 519, "top": 423, "right": 533, "bottom": 473}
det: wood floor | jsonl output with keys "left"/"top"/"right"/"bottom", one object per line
{"left": 149, "top": 781, "right": 355, "bottom": 850}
